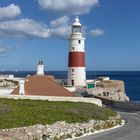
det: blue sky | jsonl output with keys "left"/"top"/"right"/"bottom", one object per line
{"left": 0, "top": 0, "right": 140, "bottom": 71}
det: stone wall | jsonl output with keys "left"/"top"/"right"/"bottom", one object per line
{"left": 0, "top": 116, "right": 122, "bottom": 140}
{"left": 0, "top": 95, "right": 102, "bottom": 107}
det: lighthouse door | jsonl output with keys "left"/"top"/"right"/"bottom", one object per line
{"left": 71, "top": 80, "right": 74, "bottom": 86}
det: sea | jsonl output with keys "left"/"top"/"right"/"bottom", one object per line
{"left": 0, "top": 71, "right": 140, "bottom": 101}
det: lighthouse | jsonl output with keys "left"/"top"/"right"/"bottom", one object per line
{"left": 67, "top": 16, "right": 86, "bottom": 87}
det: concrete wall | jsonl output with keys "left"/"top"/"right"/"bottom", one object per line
{"left": 0, "top": 89, "right": 14, "bottom": 96}
{"left": 0, "top": 95, "right": 102, "bottom": 107}
{"left": 64, "top": 87, "right": 77, "bottom": 92}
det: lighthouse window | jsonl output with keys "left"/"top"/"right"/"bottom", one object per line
{"left": 71, "top": 80, "right": 74, "bottom": 86}
{"left": 72, "top": 47, "right": 74, "bottom": 50}
{"left": 78, "top": 40, "right": 81, "bottom": 44}
{"left": 72, "top": 69, "right": 74, "bottom": 72}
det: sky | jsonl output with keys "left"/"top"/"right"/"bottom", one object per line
{"left": 0, "top": 0, "right": 140, "bottom": 71}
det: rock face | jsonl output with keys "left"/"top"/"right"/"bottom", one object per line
{"left": 0, "top": 79, "right": 18, "bottom": 88}
{"left": 88, "top": 80, "right": 129, "bottom": 101}
{"left": 0, "top": 116, "right": 122, "bottom": 140}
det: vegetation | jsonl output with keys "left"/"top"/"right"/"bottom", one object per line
{"left": 0, "top": 98, "right": 117, "bottom": 129}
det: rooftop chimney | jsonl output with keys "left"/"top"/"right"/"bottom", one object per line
{"left": 37, "top": 61, "right": 44, "bottom": 75}
{"left": 19, "top": 80, "right": 25, "bottom": 95}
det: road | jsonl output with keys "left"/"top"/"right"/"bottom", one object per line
{"left": 77, "top": 111, "right": 140, "bottom": 140}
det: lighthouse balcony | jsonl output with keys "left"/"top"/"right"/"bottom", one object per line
{"left": 70, "top": 34, "right": 84, "bottom": 39}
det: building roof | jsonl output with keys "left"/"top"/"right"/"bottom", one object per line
{"left": 11, "top": 75, "right": 75, "bottom": 97}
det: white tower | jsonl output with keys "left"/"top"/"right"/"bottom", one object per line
{"left": 37, "top": 61, "right": 44, "bottom": 75}
{"left": 19, "top": 80, "right": 25, "bottom": 95}
{"left": 67, "top": 16, "right": 86, "bottom": 87}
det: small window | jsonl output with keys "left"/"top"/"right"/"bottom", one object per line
{"left": 78, "top": 40, "right": 81, "bottom": 44}
{"left": 72, "top": 69, "right": 74, "bottom": 72}
{"left": 72, "top": 47, "right": 74, "bottom": 50}
{"left": 71, "top": 80, "right": 74, "bottom": 86}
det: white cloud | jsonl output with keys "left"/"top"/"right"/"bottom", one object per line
{"left": 0, "top": 45, "right": 18, "bottom": 54}
{"left": 0, "top": 46, "right": 9, "bottom": 53}
{"left": 0, "top": 10, "right": 92, "bottom": 39}
{"left": 0, "top": 16, "right": 71, "bottom": 39}
{"left": 0, "top": 4, "right": 75, "bottom": 39}
{"left": 89, "top": 28, "right": 105, "bottom": 37}
{"left": 50, "top": 16, "right": 71, "bottom": 38}
{"left": 38, "top": 0, "right": 99, "bottom": 15}
{"left": 50, "top": 16, "right": 70, "bottom": 27}
{"left": 0, "top": 4, "right": 21, "bottom": 20}
{"left": 0, "top": 18, "right": 50, "bottom": 38}
{"left": 50, "top": 26, "right": 71, "bottom": 38}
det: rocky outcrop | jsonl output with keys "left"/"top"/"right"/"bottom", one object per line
{"left": 88, "top": 80, "right": 129, "bottom": 101}
{"left": 96, "top": 80, "right": 125, "bottom": 92}
{"left": 0, "top": 115, "right": 122, "bottom": 140}
{"left": 0, "top": 79, "right": 18, "bottom": 88}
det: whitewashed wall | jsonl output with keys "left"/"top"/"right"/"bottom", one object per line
{"left": 0, "top": 95, "right": 102, "bottom": 107}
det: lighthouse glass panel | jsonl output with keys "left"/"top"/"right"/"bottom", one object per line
{"left": 72, "top": 26, "right": 81, "bottom": 33}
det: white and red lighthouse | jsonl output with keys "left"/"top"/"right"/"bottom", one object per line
{"left": 67, "top": 16, "right": 86, "bottom": 87}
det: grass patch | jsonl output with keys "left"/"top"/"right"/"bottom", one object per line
{"left": 0, "top": 98, "right": 117, "bottom": 129}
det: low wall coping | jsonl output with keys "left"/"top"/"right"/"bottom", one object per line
{"left": 0, "top": 95, "right": 102, "bottom": 107}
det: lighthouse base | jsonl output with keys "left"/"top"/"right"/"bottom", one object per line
{"left": 67, "top": 67, "right": 86, "bottom": 87}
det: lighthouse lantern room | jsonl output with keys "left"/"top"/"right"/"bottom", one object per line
{"left": 67, "top": 16, "right": 86, "bottom": 87}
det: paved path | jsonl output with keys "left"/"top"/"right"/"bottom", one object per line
{"left": 77, "top": 112, "right": 140, "bottom": 140}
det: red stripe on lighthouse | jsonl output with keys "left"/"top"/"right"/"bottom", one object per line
{"left": 68, "top": 52, "right": 85, "bottom": 67}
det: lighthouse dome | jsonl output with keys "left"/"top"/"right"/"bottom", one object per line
{"left": 72, "top": 16, "right": 81, "bottom": 26}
